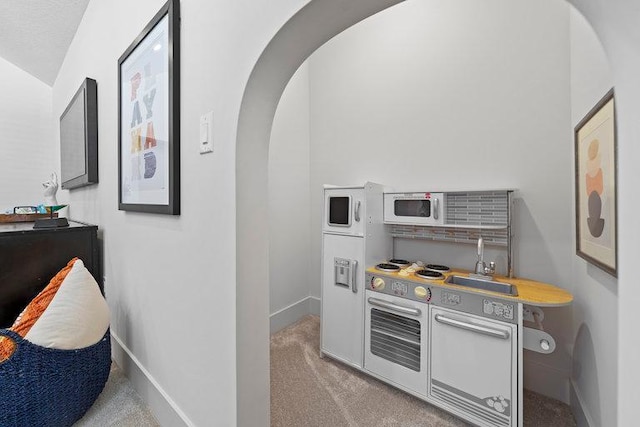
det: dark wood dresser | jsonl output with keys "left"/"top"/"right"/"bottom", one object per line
{"left": 0, "top": 220, "right": 101, "bottom": 328}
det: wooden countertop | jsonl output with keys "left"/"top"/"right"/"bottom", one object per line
{"left": 366, "top": 267, "right": 573, "bottom": 307}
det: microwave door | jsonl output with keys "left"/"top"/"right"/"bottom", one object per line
{"left": 394, "top": 199, "right": 431, "bottom": 218}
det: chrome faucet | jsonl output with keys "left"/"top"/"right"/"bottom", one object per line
{"left": 472, "top": 237, "right": 495, "bottom": 279}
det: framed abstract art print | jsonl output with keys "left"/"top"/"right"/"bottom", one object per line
{"left": 574, "top": 88, "right": 617, "bottom": 276}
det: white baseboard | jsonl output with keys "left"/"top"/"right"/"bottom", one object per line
{"left": 570, "top": 379, "right": 594, "bottom": 427}
{"left": 270, "top": 296, "right": 320, "bottom": 334}
{"left": 110, "top": 331, "right": 194, "bottom": 427}
{"left": 309, "top": 295, "right": 320, "bottom": 316}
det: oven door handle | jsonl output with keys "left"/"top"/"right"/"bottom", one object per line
{"left": 434, "top": 314, "right": 510, "bottom": 339}
{"left": 368, "top": 297, "right": 421, "bottom": 317}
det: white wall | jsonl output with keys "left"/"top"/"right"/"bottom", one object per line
{"left": 306, "top": 0, "right": 574, "bottom": 402}
{"left": 569, "top": 8, "right": 617, "bottom": 427}
{"left": 0, "top": 56, "right": 53, "bottom": 209}
{"left": 268, "top": 63, "right": 314, "bottom": 332}
{"left": 51, "top": 0, "right": 312, "bottom": 424}
{"left": 590, "top": 0, "right": 640, "bottom": 422}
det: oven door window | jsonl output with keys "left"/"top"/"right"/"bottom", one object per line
{"left": 370, "top": 308, "right": 421, "bottom": 371}
{"left": 394, "top": 199, "right": 431, "bottom": 218}
{"left": 328, "top": 196, "right": 351, "bottom": 226}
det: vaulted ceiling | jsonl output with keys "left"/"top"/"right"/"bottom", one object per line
{"left": 0, "top": 0, "right": 90, "bottom": 86}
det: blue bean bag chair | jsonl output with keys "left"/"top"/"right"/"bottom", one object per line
{"left": 0, "top": 329, "right": 111, "bottom": 427}
{"left": 0, "top": 258, "right": 111, "bottom": 426}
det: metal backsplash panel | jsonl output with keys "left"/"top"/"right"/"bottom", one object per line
{"left": 389, "top": 225, "right": 508, "bottom": 246}
{"left": 445, "top": 191, "right": 509, "bottom": 227}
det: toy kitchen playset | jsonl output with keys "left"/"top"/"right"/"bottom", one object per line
{"left": 320, "top": 183, "right": 572, "bottom": 427}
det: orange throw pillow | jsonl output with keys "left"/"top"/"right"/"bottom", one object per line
{"left": 0, "top": 258, "right": 77, "bottom": 361}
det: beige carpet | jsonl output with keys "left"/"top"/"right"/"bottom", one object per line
{"left": 271, "top": 315, "right": 576, "bottom": 427}
{"left": 74, "top": 364, "right": 159, "bottom": 426}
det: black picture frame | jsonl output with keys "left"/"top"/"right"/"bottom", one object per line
{"left": 118, "top": 0, "right": 180, "bottom": 215}
{"left": 60, "top": 77, "right": 98, "bottom": 190}
{"left": 574, "top": 88, "right": 617, "bottom": 277}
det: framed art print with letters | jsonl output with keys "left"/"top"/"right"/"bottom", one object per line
{"left": 118, "top": 0, "right": 180, "bottom": 215}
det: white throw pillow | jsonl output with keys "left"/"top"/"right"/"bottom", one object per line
{"left": 24, "top": 259, "right": 110, "bottom": 350}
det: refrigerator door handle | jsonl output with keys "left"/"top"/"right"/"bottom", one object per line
{"left": 351, "top": 260, "right": 358, "bottom": 293}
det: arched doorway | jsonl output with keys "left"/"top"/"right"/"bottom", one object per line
{"left": 236, "top": 0, "right": 634, "bottom": 425}
{"left": 236, "top": 2, "right": 404, "bottom": 424}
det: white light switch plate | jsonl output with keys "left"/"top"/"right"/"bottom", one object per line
{"left": 199, "top": 111, "right": 214, "bottom": 154}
